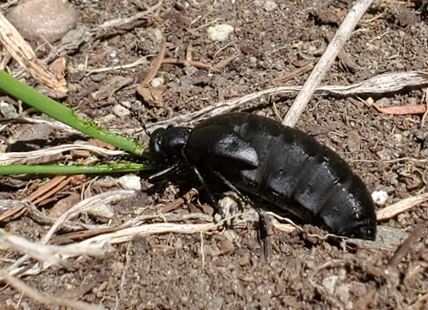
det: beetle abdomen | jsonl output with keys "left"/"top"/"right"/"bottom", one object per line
{"left": 199, "top": 113, "right": 376, "bottom": 239}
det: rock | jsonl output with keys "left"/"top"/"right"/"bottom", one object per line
{"left": 7, "top": 0, "right": 78, "bottom": 43}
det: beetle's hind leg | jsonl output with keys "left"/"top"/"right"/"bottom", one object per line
{"left": 212, "top": 171, "right": 272, "bottom": 260}
{"left": 255, "top": 208, "right": 272, "bottom": 261}
{"left": 193, "top": 167, "right": 272, "bottom": 259}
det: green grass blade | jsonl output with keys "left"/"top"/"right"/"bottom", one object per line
{"left": 0, "top": 163, "right": 152, "bottom": 175}
{"left": 0, "top": 70, "right": 146, "bottom": 157}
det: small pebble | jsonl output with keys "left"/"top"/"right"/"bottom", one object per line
{"left": 346, "top": 131, "right": 361, "bottom": 152}
{"left": 372, "top": 190, "right": 388, "bottom": 205}
{"left": 0, "top": 101, "right": 19, "bottom": 118}
{"left": 118, "top": 174, "right": 141, "bottom": 191}
{"left": 322, "top": 276, "right": 338, "bottom": 295}
{"left": 375, "top": 97, "right": 390, "bottom": 107}
{"left": 151, "top": 77, "right": 165, "bottom": 88}
{"left": 263, "top": 0, "right": 278, "bottom": 12}
{"left": 207, "top": 24, "right": 234, "bottom": 42}
{"left": 112, "top": 104, "right": 130, "bottom": 117}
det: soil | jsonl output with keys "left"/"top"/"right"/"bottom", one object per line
{"left": 1, "top": 0, "right": 428, "bottom": 309}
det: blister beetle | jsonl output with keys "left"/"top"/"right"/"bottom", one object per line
{"left": 149, "top": 112, "right": 376, "bottom": 240}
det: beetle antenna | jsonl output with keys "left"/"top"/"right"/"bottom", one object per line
{"left": 121, "top": 103, "right": 152, "bottom": 137}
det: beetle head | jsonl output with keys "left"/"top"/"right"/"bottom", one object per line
{"left": 149, "top": 127, "right": 192, "bottom": 166}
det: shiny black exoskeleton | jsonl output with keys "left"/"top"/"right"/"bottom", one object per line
{"left": 149, "top": 112, "right": 376, "bottom": 240}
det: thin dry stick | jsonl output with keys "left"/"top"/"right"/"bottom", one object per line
{"left": 140, "top": 43, "right": 169, "bottom": 85}
{"left": 0, "top": 230, "right": 103, "bottom": 266}
{"left": 146, "top": 71, "right": 428, "bottom": 131}
{"left": 0, "top": 176, "right": 69, "bottom": 222}
{"left": 272, "top": 62, "right": 315, "bottom": 84}
{"left": 85, "top": 56, "right": 150, "bottom": 74}
{"left": 79, "top": 222, "right": 220, "bottom": 246}
{"left": 376, "top": 193, "right": 428, "bottom": 221}
{"left": 94, "top": 0, "right": 163, "bottom": 33}
{"left": 40, "top": 190, "right": 135, "bottom": 246}
{"left": 0, "top": 143, "right": 126, "bottom": 165}
{"left": 31, "top": 176, "right": 72, "bottom": 205}
{"left": 387, "top": 221, "right": 424, "bottom": 270}
{"left": 162, "top": 58, "right": 211, "bottom": 69}
{"left": 5, "top": 190, "right": 135, "bottom": 275}
{"left": 282, "top": 0, "right": 375, "bottom": 127}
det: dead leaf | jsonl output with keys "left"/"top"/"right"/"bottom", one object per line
{"left": 373, "top": 103, "right": 426, "bottom": 115}
{"left": 49, "top": 193, "right": 81, "bottom": 218}
{"left": 137, "top": 85, "right": 165, "bottom": 107}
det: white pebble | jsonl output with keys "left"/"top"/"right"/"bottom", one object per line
{"left": 151, "top": 77, "right": 165, "bottom": 87}
{"left": 264, "top": 0, "right": 278, "bottom": 12}
{"left": 207, "top": 24, "right": 234, "bottom": 42}
{"left": 118, "top": 174, "right": 141, "bottom": 191}
{"left": 112, "top": 104, "right": 130, "bottom": 117}
{"left": 372, "top": 190, "right": 388, "bottom": 205}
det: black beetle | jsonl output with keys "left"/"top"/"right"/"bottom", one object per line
{"left": 149, "top": 112, "right": 376, "bottom": 240}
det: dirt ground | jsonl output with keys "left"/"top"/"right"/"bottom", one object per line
{"left": 1, "top": 0, "right": 428, "bottom": 309}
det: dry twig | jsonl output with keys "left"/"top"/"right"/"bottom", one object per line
{"left": 282, "top": 0, "right": 375, "bottom": 127}
{"left": 162, "top": 58, "right": 211, "bottom": 69}
{"left": 0, "top": 176, "right": 70, "bottom": 221}
{"left": 272, "top": 62, "right": 315, "bottom": 84}
{"left": 387, "top": 222, "right": 424, "bottom": 270}
{"left": 371, "top": 103, "right": 426, "bottom": 115}
{"left": 140, "top": 43, "right": 170, "bottom": 86}
{"left": 41, "top": 190, "right": 136, "bottom": 246}
{"left": 93, "top": 0, "right": 163, "bottom": 36}
{"left": 146, "top": 71, "right": 428, "bottom": 131}
{"left": 0, "top": 229, "right": 104, "bottom": 267}
{"left": 5, "top": 190, "right": 135, "bottom": 278}
{"left": 376, "top": 193, "right": 428, "bottom": 221}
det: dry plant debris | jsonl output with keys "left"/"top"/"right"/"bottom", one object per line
{"left": 146, "top": 71, "right": 428, "bottom": 130}
{"left": 1, "top": 0, "right": 428, "bottom": 308}
{"left": 0, "top": 12, "right": 68, "bottom": 93}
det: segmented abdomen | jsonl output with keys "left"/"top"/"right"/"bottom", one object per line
{"left": 209, "top": 113, "right": 376, "bottom": 239}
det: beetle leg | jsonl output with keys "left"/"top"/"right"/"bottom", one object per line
{"left": 212, "top": 171, "right": 250, "bottom": 207}
{"left": 212, "top": 171, "right": 272, "bottom": 258}
{"left": 256, "top": 208, "right": 272, "bottom": 261}
{"left": 192, "top": 166, "right": 225, "bottom": 217}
